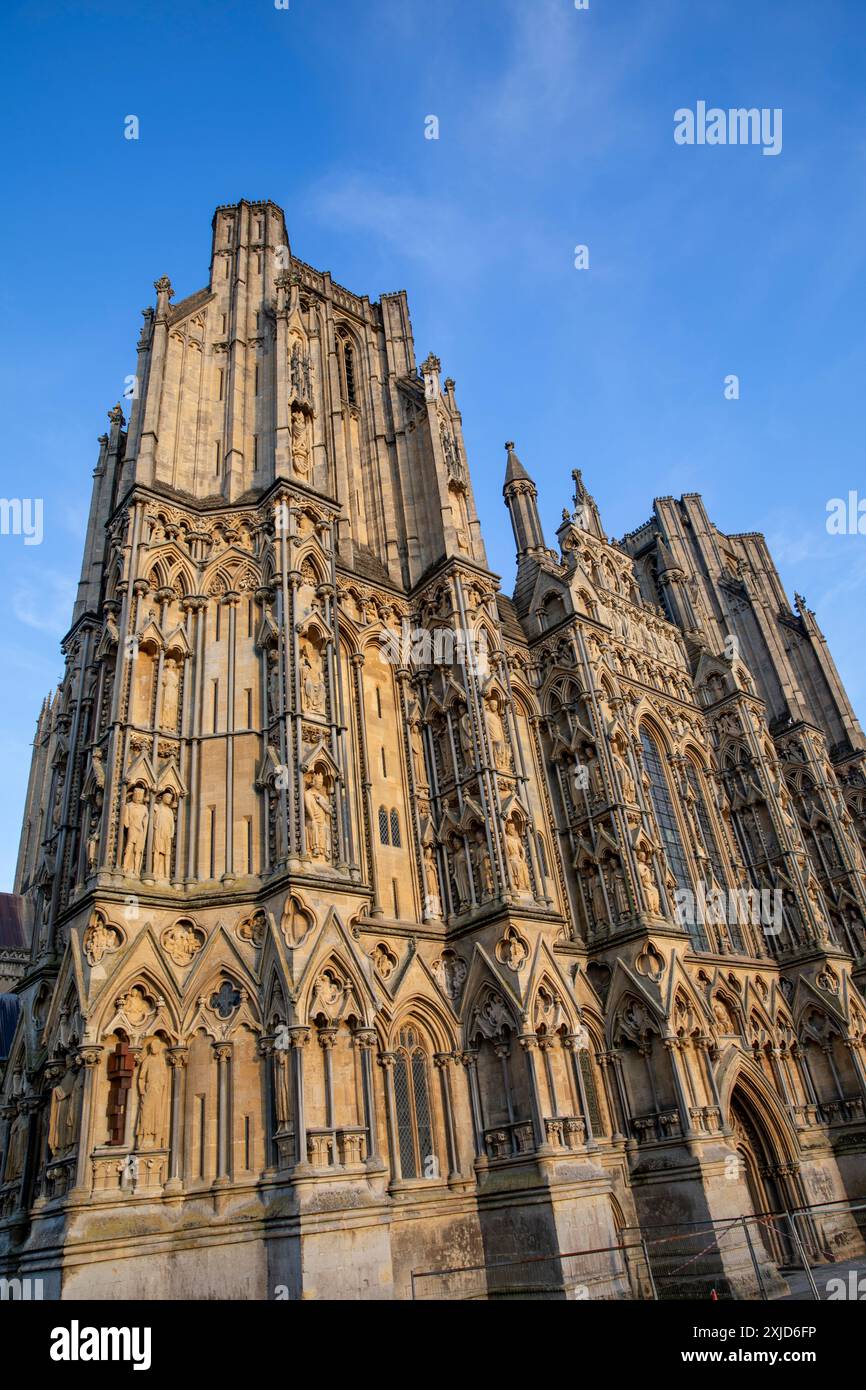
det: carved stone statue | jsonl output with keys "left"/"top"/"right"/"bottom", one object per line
{"left": 300, "top": 641, "right": 326, "bottom": 714}
{"left": 486, "top": 697, "right": 510, "bottom": 772}
{"left": 134, "top": 1041, "right": 166, "bottom": 1150}
{"left": 450, "top": 835, "right": 472, "bottom": 909}
{"left": 4, "top": 1109, "right": 27, "bottom": 1180}
{"left": 471, "top": 829, "right": 495, "bottom": 899}
{"left": 274, "top": 1050, "right": 291, "bottom": 1130}
{"left": 161, "top": 657, "right": 180, "bottom": 729}
{"left": 48, "top": 1068, "right": 81, "bottom": 1156}
{"left": 423, "top": 843, "right": 441, "bottom": 916}
{"left": 505, "top": 818, "right": 530, "bottom": 891}
{"left": 304, "top": 771, "right": 331, "bottom": 861}
{"left": 291, "top": 407, "right": 310, "bottom": 476}
{"left": 637, "top": 849, "right": 661, "bottom": 915}
{"left": 152, "top": 791, "right": 176, "bottom": 880}
{"left": 267, "top": 649, "right": 281, "bottom": 719}
{"left": 121, "top": 786, "right": 149, "bottom": 876}
{"left": 589, "top": 866, "right": 607, "bottom": 925}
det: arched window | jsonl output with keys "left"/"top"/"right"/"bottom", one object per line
{"left": 641, "top": 729, "right": 705, "bottom": 948}
{"left": 579, "top": 1048, "right": 604, "bottom": 1135}
{"left": 392, "top": 1026, "right": 435, "bottom": 1179}
{"left": 685, "top": 761, "right": 743, "bottom": 951}
{"left": 378, "top": 806, "right": 389, "bottom": 845}
{"left": 342, "top": 341, "right": 356, "bottom": 405}
{"left": 390, "top": 808, "right": 401, "bottom": 847}
{"left": 685, "top": 763, "right": 726, "bottom": 886}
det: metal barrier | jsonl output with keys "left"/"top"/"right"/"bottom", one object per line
{"left": 411, "top": 1197, "right": 866, "bottom": 1300}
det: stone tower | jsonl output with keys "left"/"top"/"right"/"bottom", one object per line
{"left": 2, "top": 200, "right": 866, "bottom": 1300}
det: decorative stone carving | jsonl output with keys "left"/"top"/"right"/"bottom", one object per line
{"left": 160, "top": 918, "right": 205, "bottom": 966}
{"left": 83, "top": 911, "right": 123, "bottom": 966}
{"left": 281, "top": 894, "right": 314, "bottom": 947}
{"left": 432, "top": 948, "right": 467, "bottom": 1001}
{"left": 372, "top": 942, "right": 398, "bottom": 980}
{"left": 237, "top": 909, "right": 267, "bottom": 946}
{"left": 495, "top": 924, "right": 529, "bottom": 972}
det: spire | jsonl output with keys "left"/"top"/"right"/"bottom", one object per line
{"left": 504, "top": 440, "right": 532, "bottom": 487}
{"left": 503, "top": 439, "right": 546, "bottom": 559}
{"left": 566, "top": 467, "right": 606, "bottom": 542}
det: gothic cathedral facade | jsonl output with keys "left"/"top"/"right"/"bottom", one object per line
{"left": 2, "top": 200, "right": 866, "bottom": 1299}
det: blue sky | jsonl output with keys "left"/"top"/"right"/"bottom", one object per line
{"left": 0, "top": 0, "right": 864, "bottom": 889}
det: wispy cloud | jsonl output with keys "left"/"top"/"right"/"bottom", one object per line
{"left": 13, "top": 568, "right": 76, "bottom": 635}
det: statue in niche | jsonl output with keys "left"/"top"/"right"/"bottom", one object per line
{"left": 86, "top": 808, "right": 101, "bottom": 876}
{"left": 450, "top": 835, "right": 472, "bottom": 909}
{"left": 637, "top": 848, "right": 661, "bottom": 915}
{"left": 304, "top": 770, "right": 332, "bottom": 861}
{"left": 457, "top": 710, "right": 474, "bottom": 768}
{"left": 161, "top": 657, "right": 180, "bottom": 729}
{"left": 4, "top": 1110, "right": 27, "bottom": 1180}
{"left": 589, "top": 865, "right": 607, "bottom": 925}
{"left": 121, "top": 786, "right": 149, "bottom": 877}
{"left": 300, "top": 641, "right": 326, "bottom": 715}
{"left": 806, "top": 877, "right": 830, "bottom": 942}
{"left": 611, "top": 860, "right": 631, "bottom": 917}
{"left": 274, "top": 1050, "right": 291, "bottom": 1130}
{"left": 134, "top": 1040, "right": 166, "bottom": 1150}
{"left": 486, "top": 696, "right": 511, "bottom": 772}
{"left": 504, "top": 818, "right": 530, "bottom": 891}
{"left": 471, "top": 828, "right": 495, "bottom": 899}
{"left": 410, "top": 720, "right": 428, "bottom": 791}
{"left": 423, "top": 843, "right": 441, "bottom": 916}
{"left": 267, "top": 648, "right": 281, "bottom": 720}
{"left": 48, "top": 1068, "right": 81, "bottom": 1156}
{"left": 291, "top": 407, "right": 310, "bottom": 477}
{"left": 152, "top": 791, "right": 176, "bottom": 881}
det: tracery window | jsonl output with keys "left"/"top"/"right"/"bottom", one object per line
{"left": 641, "top": 729, "right": 706, "bottom": 948}
{"left": 392, "top": 1026, "right": 435, "bottom": 1179}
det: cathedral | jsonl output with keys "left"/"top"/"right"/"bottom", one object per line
{"left": 2, "top": 198, "right": 865, "bottom": 1300}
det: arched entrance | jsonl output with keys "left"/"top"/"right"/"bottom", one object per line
{"left": 729, "top": 1088, "right": 794, "bottom": 1266}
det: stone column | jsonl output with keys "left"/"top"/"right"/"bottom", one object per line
{"left": 318, "top": 1026, "right": 338, "bottom": 1131}
{"left": 351, "top": 652, "right": 383, "bottom": 914}
{"left": 378, "top": 1052, "right": 401, "bottom": 1181}
{"left": 289, "top": 1027, "right": 310, "bottom": 1169}
{"left": 213, "top": 1043, "right": 233, "bottom": 1185}
{"left": 165, "top": 1046, "right": 188, "bottom": 1192}
{"left": 459, "top": 1049, "right": 485, "bottom": 1159}
{"left": 353, "top": 1028, "right": 381, "bottom": 1167}
{"left": 71, "top": 1046, "right": 103, "bottom": 1196}
{"left": 433, "top": 1053, "right": 459, "bottom": 1180}
{"left": 564, "top": 1033, "right": 594, "bottom": 1146}
{"left": 518, "top": 1033, "right": 547, "bottom": 1151}
{"left": 664, "top": 1038, "right": 695, "bottom": 1137}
